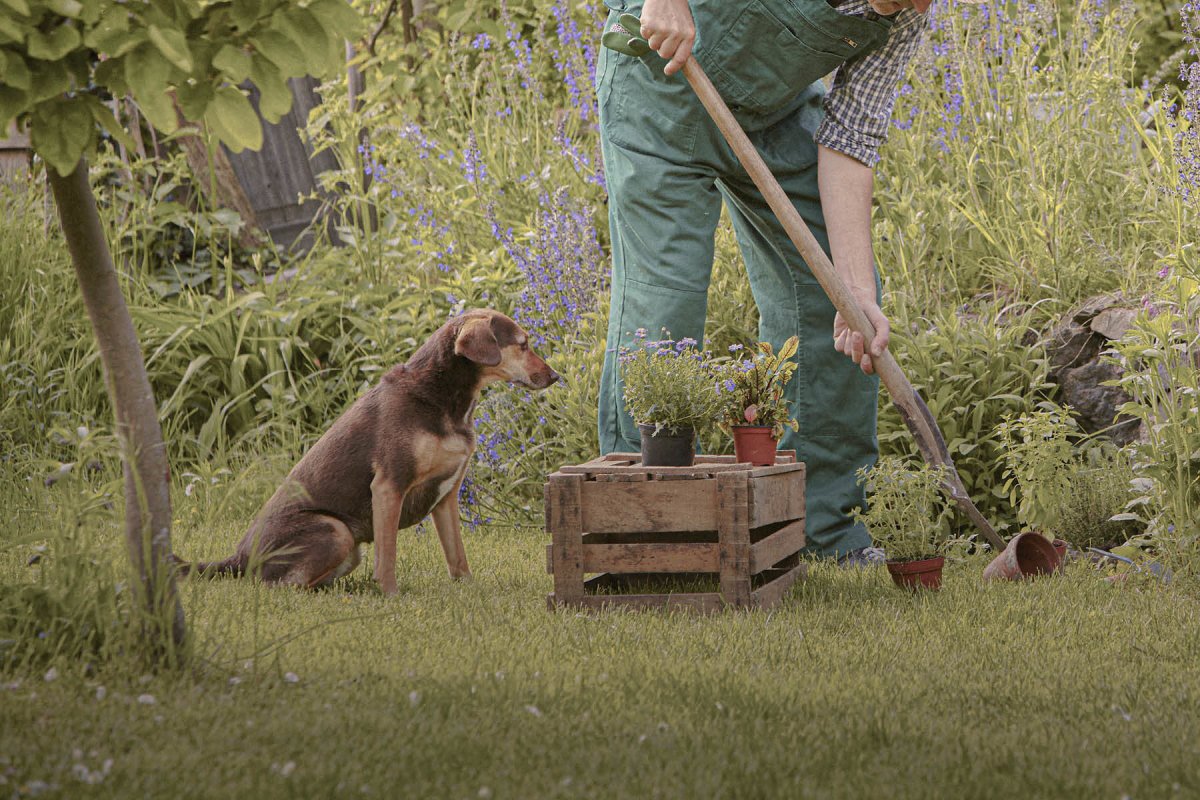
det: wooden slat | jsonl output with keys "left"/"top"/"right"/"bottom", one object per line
{"left": 750, "top": 563, "right": 807, "bottom": 609}
{"left": 581, "top": 542, "right": 720, "bottom": 574}
{"left": 548, "top": 473, "right": 584, "bottom": 604}
{"left": 748, "top": 462, "right": 806, "bottom": 478}
{"left": 545, "top": 543, "right": 554, "bottom": 574}
{"left": 580, "top": 479, "right": 717, "bottom": 534}
{"left": 749, "top": 520, "right": 807, "bottom": 573}
{"left": 717, "top": 471, "right": 751, "bottom": 606}
{"left": 749, "top": 468, "right": 806, "bottom": 529}
{"left": 594, "top": 472, "right": 649, "bottom": 482}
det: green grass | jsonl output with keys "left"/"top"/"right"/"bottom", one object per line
{"left": 3, "top": 466, "right": 1199, "bottom": 799}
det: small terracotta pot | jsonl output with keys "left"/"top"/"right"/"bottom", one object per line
{"left": 982, "top": 532, "right": 1058, "bottom": 582}
{"left": 637, "top": 423, "right": 696, "bottom": 467}
{"left": 886, "top": 556, "right": 945, "bottom": 591}
{"left": 1052, "top": 538, "right": 1068, "bottom": 572}
{"left": 731, "top": 425, "right": 778, "bottom": 466}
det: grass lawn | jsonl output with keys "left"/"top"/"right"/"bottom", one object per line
{"left": 3, "top": 478, "right": 1200, "bottom": 799}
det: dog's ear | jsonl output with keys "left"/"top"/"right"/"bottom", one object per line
{"left": 454, "top": 317, "right": 502, "bottom": 366}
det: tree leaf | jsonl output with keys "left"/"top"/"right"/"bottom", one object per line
{"left": 0, "top": 86, "right": 27, "bottom": 130}
{"left": 230, "top": 0, "right": 264, "bottom": 32}
{"left": 124, "top": 44, "right": 177, "bottom": 133}
{"left": 205, "top": 85, "right": 261, "bottom": 152}
{"left": 273, "top": 6, "right": 339, "bottom": 74}
{"left": 249, "top": 30, "right": 306, "bottom": 78}
{"left": 0, "top": 0, "right": 30, "bottom": 16}
{"left": 247, "top": 55, "right": 291, "bottom": 123}
{"left": 174, "top": 78, "right": 213, "bottom": 121}
{"left": 147, "top": 24, "right": 193, "bottom": 72}
{"left": 0, "top": 14, "right": 25, "bottom": 44}
{"left": 305, "top": 0, "right": 363, "bottom": 39}
{"left": 0, "top": 51, "right": 31, "bottom": 90}
{"left": 47, "top": 0, "right": 84, "bottom": 18}
{"left": 30, "top": 97, "right": 94, "bottom": 176}
{"left": 213, "top": 44, "right": 252, "bottom": 83}
{"left": 27, "top": 23, "right": 82, "bottom": 60}
{"left": 86, "top": 16, "right": 143, "bottom": 57}
{"left": 83, "top": 94, "right": 135, "bottom": 152}
{"left": 28, "top": 58, "right": 71, "bottom": 103}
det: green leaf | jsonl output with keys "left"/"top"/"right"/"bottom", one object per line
{"left": 47, "top": 0, "right": 84, "bottom": 17}
{"left": 0, "top": 0, "right": 29, "bottom": 14}
{"left": 305, "top": 0, "right": 363, "bottom": 38}
{"left": 205, "top": 85, "right": 261, "bottom": 152}
{"left": 92, "top": 58, "right": 128, "bottom": 95}
{"left": 0, "top": 86, "right": 26, "bottom": 130}
{"left": 0, "top": 51, "right": 31, "bottom": 90}
{"left": 213, "top": 44, "right": 253, "bottom": 82}
{"left": 83, "top": 94, "right": 135, "bottom": 152}
{"left": 28, "top": 59, "right": 71, "bottom": 103}
{"left": 30, "top": 97, "right": 94, "bottom": 176}
{"left": 27, "top": 23, "right": 82, "bottom": 60}
{"left": 272, "top": 7, "right": 333, "bottom": 70}
{"left": 85, "top": 14, "right": 143, "bottom": 57}
{"left": 250, "top": 30, "right": 306, "bottom": 78}
{"left": 247, "top": 54, "right": 291, "bottom": 123}
{"left": 230, "top": 0, "right": 264, "bottom": 31}
{"left": 174, "top": 78, "right": 213, "bottom": 121}
{"left": 147, "top": 24, "right": 193, "bottom": 72}
{"left": 124, "top": 44, "right": 177, "bottom": 133}
{"left": 0, "top": 14, "right": 24, "bottom": 44}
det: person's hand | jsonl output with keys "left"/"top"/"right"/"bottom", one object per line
{"left": 867, "top": 0, "right": 925, "bottom": 14}
{"left": 640, "top": 0, "right": 695, "bottom": 75}
{"left": 833, "top": 291, "right": 890, "bottom": 375}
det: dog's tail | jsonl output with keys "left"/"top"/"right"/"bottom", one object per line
{"left": 171, "top": 553, "right": 246, "bottom": 579}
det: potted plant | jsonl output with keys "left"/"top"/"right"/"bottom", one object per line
{"left": 853, "top": 457, "right": 951, "bottom": 590}
{"left": 620, "top": 333, "right": 724, "bottom": 467}
{"left": 717, "top": 337, "right": 800, "bottom": 466}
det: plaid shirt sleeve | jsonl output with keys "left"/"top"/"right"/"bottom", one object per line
{"left": 813, "top": 3, "right": 930, "bottom": 167}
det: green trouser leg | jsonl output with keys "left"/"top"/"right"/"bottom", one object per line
{"left": 596, "top": 7, "right": 882, "bottom": 558}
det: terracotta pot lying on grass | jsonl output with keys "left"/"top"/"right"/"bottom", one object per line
{"left": 982, "top": 532, "right": 1058, "bottom": 582}
{"left": 886, "top": 556, "right": 945, "bottom": 591}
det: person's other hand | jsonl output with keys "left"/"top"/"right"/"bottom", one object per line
{"left": 640, "top": 0, "right": 695, "bottom": 75}
{"left": 833, "top": 293, "right": 890, "bottom": 375}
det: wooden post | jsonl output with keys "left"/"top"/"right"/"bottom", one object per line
{"left": 717, "top": 471, "right": 751, "bottom": 607}
{"left": 549, "top": 473, "right": 584, "bottom": 606}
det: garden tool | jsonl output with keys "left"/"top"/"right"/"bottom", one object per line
{"left": 603, "top": 14, "right": 1007, "bottom": 551}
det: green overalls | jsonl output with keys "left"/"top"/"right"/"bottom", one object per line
{"left": 597, "top": 0, "right": 895, "bottom": 558}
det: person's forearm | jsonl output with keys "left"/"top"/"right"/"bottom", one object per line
{"left": 817, "top": 144, "right": 877, "bottom": 300}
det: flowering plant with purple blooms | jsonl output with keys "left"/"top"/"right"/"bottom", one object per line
{"left": 716, "top": 337, "right": 800, "bottom": 441}
{"left": 620, "top": 332, "right": 725, "bottom": 436}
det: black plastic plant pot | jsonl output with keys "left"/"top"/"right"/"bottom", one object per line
{"left": 637, "top": 423, "right": 696, "bottom": 467}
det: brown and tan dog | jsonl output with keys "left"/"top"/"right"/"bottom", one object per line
{"left": 180, "top": 309, "right": 559, "bottom": 595}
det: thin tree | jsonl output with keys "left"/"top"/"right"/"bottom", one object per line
{"left": 0, "top": 0, "right": 362, "bottom": 664}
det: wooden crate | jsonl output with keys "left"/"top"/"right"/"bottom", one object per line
{"left": 545, "top": 452, "right": 807, "bottom": 612}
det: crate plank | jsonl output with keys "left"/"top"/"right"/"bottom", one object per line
{"left": 717, "top": 472, "right": 752, "bottom": 606}
{"left": 581, "top": 542, "right": 721, "bottom": 574}
{"left": 580, "top": 479, "right": 717, "bottom": 533}
{"left": 751, "top": 563, "right": 807, "bottom": 607}
{"left": 749, "top": 520, "right": 806, "bottom": 573}
{"left": 749, "top": 468, "right": 806, "bottom": 528}
{"left": 548, "top": 474, "right": 585, "bottom": 604}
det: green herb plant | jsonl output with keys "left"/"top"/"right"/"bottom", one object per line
{"left": 996, "top": 406, "right": 1079, "bottom": 537}
{"left": 717, "top": 336, "right": 800, "bottom": 441}
{"left": 620, "top": 333, "right": 724, "bottom": 437}
{"left": 852, "top": 456, "right": 951, "bottom": 563}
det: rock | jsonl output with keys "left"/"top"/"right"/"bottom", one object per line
{"left": 1043, "top": 293, "right": 1142, "bottom": 444}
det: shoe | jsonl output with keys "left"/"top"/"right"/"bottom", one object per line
{"left": 837, "top": 546, "right": 887, "bottom": 568}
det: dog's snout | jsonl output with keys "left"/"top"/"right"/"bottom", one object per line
{"left": 547, "top": 368, "right": 562, "bottom": 386}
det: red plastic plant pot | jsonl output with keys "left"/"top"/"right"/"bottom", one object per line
{"left": 886, "top": 556, "right": 945, "bottom": 591}
{"left": 731, "top": 425, "right": 777, "bottom": 467}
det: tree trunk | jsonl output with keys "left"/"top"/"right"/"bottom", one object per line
{"left": 47, "top": 159, "right": 188, "bottom": 664}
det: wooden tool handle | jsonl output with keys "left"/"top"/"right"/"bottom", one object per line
{"left": 682, "top": 59, "right": 1005, "bottom": 550}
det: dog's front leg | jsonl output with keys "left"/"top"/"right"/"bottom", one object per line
{"left": 371, "top": 473, "right": 405, "bottom": 596}
{"left": 431, "top": 479, "right": 471, "bottom": 580}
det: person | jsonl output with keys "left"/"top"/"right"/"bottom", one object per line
{"left": 596, "top": 0, "right": 932, "bottom": 564}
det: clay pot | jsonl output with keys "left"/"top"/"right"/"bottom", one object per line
{"left": 732, "top": 425, "right": 778, "bottom": 466}
{"left": 1052, "top": 538, "right": 1068, "bottom": 571}
{"left": 886, "top": 556, "right": 945, "bottom": 591}
{"left": 637, "top": 423, "right": 696, "bottom": 467}
{"left": 982, "top": 532, "right": 1059, "bottom": 582}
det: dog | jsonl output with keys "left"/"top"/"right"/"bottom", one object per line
{"left": 179, "top": 309, "right": 559, "bottom": 595}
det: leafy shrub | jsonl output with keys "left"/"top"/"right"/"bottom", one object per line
{"left": 853, "top": 457, "right": 951, "bottom": 562}
{"left": 620, "top": 334, "right": 724, "bottom": 436}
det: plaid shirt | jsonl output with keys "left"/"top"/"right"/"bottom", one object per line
{"left": 815, "top": 2, "right": 929, "bottom": 167}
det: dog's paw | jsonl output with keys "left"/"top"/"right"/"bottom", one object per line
{"left": 450, "top": 570, "right": 474, "bottom": 582}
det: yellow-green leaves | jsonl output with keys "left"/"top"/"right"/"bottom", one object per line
{"left": 27, "top": 22, "right": 81, "bottom": 60}
{"left": 205, "top": 86, "right": 261, "bottom": 153}
{"left": 124, "top": 43, "right": 178, "bottom": 134}
{"left": 30, "top": 96, "right": 93, "bottom": 175}
{"left": 147, "top": 23, "right": 193, "bottom": 71}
